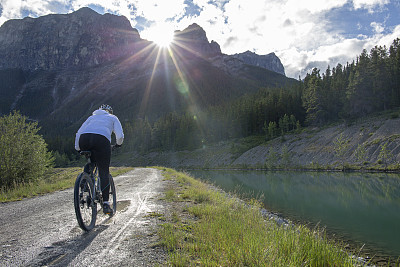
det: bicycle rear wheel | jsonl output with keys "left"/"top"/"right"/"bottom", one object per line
{"left": 74, "top": 173, "right": 97, "bottom": 231}
{"left": 108, "top": 175, "right": 117, "bottom": 215}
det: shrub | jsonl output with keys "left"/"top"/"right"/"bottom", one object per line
{"left": 0, "top": 111, "right": 54, "bottom": 189}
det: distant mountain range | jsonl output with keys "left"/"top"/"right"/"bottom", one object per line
{"left": 0, "top": 7, "right": 295, "bottom": 137}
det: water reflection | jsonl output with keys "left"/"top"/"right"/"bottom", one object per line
{"left": 189, "top": 170, "right": 400, "bottom": 259}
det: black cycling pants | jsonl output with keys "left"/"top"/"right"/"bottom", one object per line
{"left": 79, "top": 133, "right": 111, "bottom": 201}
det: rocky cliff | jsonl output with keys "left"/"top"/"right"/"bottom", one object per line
{"left": 0, "top": 7, "right": 146, "bottom": 70}
{"left": 232, "top": 51, "right": 285, "bottom": 76}
{"left": 172, "top": 24, "right": 286, "bottom": 76}
{"left": 172, "top": 23, "right": 221, "bottom": 58}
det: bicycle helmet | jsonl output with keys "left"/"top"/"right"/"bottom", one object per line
{"left": 100, "top": 104, "right": 113, "bottom": 114}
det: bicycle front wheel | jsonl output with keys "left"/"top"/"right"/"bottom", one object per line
{"left": 74, "top": 173, "right": 97, "bottom": 231}
{"left": 109, "top": 175, "right": 117, "bottom": 215}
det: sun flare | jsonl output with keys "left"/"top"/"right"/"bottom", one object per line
{"left": 145, "top": 24, "right": 175, "bottom": 47}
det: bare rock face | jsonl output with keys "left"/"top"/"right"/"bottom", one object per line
{"left": 172, "top": 24, "right": 286, "bottom": 76}
{"left": 232, "top": 51, "right": 285, "bottom": 76}
{"left": 0, "top": 7, "right": 142, "bottom": 70}
{"left": 172, "top": 23, "right": 221, "bottom": 58}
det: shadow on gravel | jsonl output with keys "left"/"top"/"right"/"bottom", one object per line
{"left": 26, "top": 225, "right": 108, "bottom": 267}
{"left": 27, "top": 200, "right": 132, "bottom": 266}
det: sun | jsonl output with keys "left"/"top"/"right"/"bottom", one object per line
{"left": 145, "top": 24, "right": 175, "bottom": 48}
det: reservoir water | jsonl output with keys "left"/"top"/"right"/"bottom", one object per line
{"left": 189, "top": 170, "right": 400, "bottom": 261}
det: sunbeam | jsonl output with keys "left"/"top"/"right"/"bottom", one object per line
{"left": 106, "top": 26, "right": 212, "bottom": 142}
{"left": 166, "top": 41, "right": 208, "bottom": 142}
{"left": 139, "top": 46, "right": 164, "bottom": 115}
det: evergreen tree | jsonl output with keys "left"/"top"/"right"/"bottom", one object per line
{"left": 302, "top": 68, "right": 324, "bottom": 124}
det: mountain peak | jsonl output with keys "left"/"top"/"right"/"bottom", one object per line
{"left": 72, "top": 7, "right": 99, "bottom": 16}
{"left": 175, "top": 23, "right": 208, "bottom": 42}
{"left": 233, "top": 51, "right": 285, "bottom": 76}
{"left": 187, "top": 23, "right": 202, "bottom": 29}
{"left": 173, "top": 23, "right": 221, "bottom": 58}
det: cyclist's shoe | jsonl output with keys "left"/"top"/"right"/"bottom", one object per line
{"left": 103, "top": 203, "right": 113, "bottom": 215}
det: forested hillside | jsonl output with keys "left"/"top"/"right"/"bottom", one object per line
{"left": 118, "top": 38, "right": 400, "bottom": 155}
{"left": 302, "top": 38, "right": 400, "bottom": 124}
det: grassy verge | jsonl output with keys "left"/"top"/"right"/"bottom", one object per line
{"left": 0, "top": 166, "right": 134, "bottom": 202}
{"left": 155, "top": 167, "right": 362, "bottom": 266}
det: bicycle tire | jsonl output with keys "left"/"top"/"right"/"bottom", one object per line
{"left": 74, "top": 172, "right": 97, "bottom": 231}
{"left": 109, "top": 175, "right": 117, "bottom": 215}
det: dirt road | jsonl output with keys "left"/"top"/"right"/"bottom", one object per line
{"left": 0, "top": 168, "right": 167, "bottom": 266}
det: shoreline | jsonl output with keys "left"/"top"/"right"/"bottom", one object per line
{"left": 158, "top": 167, "right": 395, "bottom": 266}
{"left": 186, "top": 168, "right": 400, "bottom": 266}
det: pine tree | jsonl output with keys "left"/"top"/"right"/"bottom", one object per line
{"left": 302, "top": 68, "right": 323, "bottom": 124}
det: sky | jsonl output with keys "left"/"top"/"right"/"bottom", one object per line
{"left": 0, "top": 0, "right": 399, "bottom": 78}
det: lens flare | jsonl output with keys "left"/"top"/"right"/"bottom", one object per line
{"left": 143, "top": 24, "right": 174, "bottom": 48}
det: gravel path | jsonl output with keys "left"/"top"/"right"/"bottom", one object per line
{"left": 0, "top": 168, "right": 167, "bottom": 266}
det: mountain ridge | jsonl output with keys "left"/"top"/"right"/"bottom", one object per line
{"left": 232, "top": 50, "right": 285, "bottom": 76}
{"left": 0, "top": 8, "right": 285, "bottom": 75}
{"left": 0, "top": 7, "right": 296, "bottom": 150}
{"left": 0, "top": 7, "right": 142, "bottom": 71}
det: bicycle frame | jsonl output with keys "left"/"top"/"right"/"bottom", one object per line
{"left": 82, "top": 153, "right": 104, "bottom": 206}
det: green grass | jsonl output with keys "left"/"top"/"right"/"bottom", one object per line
{"left": 156, "top": 167, "right": 362, "bottom": 266}
{"left": 0, "top": 166, "right": 134, "bottom": 202}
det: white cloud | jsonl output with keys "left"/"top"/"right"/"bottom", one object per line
{"left": 0, "top": 0, "right": 70, "bottom": 25}
{"left": 371, "top": 21, "right": 385, "bottom": 33}
{"left": 353, "top": 0, "right": 390, "bottom": 10}
{"left": 132, "top": 0, "right": 186, "bottom": 21}
{"left": 69, "top": 0, "right": 133, "bottom": 19}
{"left": 285, "top": 0, "right": 347, "bottom": 14}
{"left": 184, "top": 0, "right": 350, "bottom": 72}
{"left": 0, "top": 0, "right": 399, "bottom": 79}
{"left": 193, "top": 0, "right": 353, "bottom": 55}
{"left": 188, "top": 0, "right": 398, "bottom": 78}
{"left": 175, "top": 1, "right": 230, "bottom": 43}
{"left": 279, "top": 24, "right": 400, "bottom": 78}
{"left": 370, "top": 24, "right": 400, "bottom": 47}
{"left": 0, "top": 0, "right": 22, "bottom": 25}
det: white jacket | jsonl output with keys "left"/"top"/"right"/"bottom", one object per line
{"left": 75, "top": 109, "right": 124, "bottom": 151}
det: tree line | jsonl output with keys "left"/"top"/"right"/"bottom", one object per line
{"left": 40, "top": 37, "right": 400, "bottom": 159}
{"left": 122, "top": 85, "right": 305, "bottom": 152}
{"left": 302, "top": 38, "right": 400, "bottom": 125}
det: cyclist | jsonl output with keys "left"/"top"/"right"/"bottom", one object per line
{"left": 75, "top": 104, "right": 124, "bottom": 214}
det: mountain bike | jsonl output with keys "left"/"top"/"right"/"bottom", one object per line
{"left": 74, "top": 148, "right": 117, "bottom": 231}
